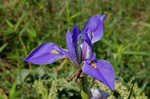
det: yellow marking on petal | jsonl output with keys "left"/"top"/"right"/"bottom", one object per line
{"left": 91, "top": 62, "right": 97, "bottom": 68}
{"left": 50, "top": 50, "right": 59, "bottom": 54}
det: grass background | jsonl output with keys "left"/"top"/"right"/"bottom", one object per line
{"left": 0, "top": 0, "right": 150, "bottom": 98}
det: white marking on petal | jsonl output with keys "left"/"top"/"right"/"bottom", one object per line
{"left": 80, "top": 41, "right": 90, "bottom": 59}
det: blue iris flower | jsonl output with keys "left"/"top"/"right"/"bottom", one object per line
{"left": 24, "top": 14, "right": 115, "bottom": 90}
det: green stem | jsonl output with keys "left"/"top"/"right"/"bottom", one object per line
{"left": 80, "top": 75, "right": 90, "bottom": 99}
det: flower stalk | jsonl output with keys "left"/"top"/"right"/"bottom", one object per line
{"left": 80, "top": 75, "right": 90, "bottom": 99}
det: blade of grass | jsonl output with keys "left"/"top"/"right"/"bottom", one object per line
{"left": 6, "top": 19, "right": 14, "bottom": 28}
{"left": 71, "top": 12, "right": 81, "bottom": 19}
{"left": 15, "top": 13, "right": 25, "bottom": 31}
{"left": 101, "top": 39, "right": 114, "bottom": 49}
{"left": 19, "top": 21, "right": 30, "bottom": 37}
{"left": 0, "top": 43, "right": 8, "bottom": 53}
{"left": 9, "top": 81, "right": 17, "bottom": 99}
{"left": 128, "top": 80, "right": 135, "bottom": 99}
{"left": 18, "top": 36, "right": 32, "bottom": 69}
{"left": 140, "top": 22, "right": 150, "bottom": 28}
{"left": 122, "top": 51, "right": 150, "bottom": 56}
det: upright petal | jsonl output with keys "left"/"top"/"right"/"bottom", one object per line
{"left": 80, "top": 33, "right": 93, "bottom": 61}
{"left": 72, "top": 24, "right": 81, "bottom": 62}
{"left": 66, "top": 30, "right": 79, "bottom": 65}
{"left": 85, "top": 53, "right": 96, "bottom": 64}
{"left": 81, "top": 32, "right": 92, "bottom": 46}
{"left": 82, "top": 60, "right": 115, "bottom": 90}
{"left": 24, "top": 42, "right": 65, "bottom": 64}
{"left": 83, "top": 14, "right": 106, "bottom": 43}
{"left": 80, "top": 41, "right": 92, "bottom": 61}
{"left": 72, "top": 24, "right": 81, "bottom": 50}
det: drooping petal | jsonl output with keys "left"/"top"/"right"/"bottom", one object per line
{"left": 24, "top": 42, "right": 65, "bottom": 64}
{"left": 83, "top": 14, "right": 106, "bottom": 43}
{"left": 66, "top": 30, "right": 79, "bottom": 65}
{"left": 82, "top": 60, "right": 115, "bottom": 90}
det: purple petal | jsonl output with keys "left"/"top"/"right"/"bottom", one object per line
{"left": 66, "top": 30, "right": 79, "bottom": 65}
{"left": 72, "top": 24, "right": 81, "bottom": 50}
{"left": 72, "top": 24, "right": 81, "bottom": 61}
{"left": 83, "top": 14, "right": 106, "bottom": 43}
{"left": 82, "top": 60, "right": 115, "bottom": 90}
{"left": 80, "top": 41, "right": 92, "bottom": 60}
{"left": 81, "top": 32, "right": 91, "bottom": 46}
{"left": 24, "top": 42, "right": 65, "bottom": 64}
{"left": 80, "top": 33, "right": 93, "bottom": 61}
{"left": 85, "top": 53, "right": 96, "bottom": 64}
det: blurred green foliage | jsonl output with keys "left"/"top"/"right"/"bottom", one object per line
{"left": 0, "top": 0, "right": 150, "bottom": 98}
